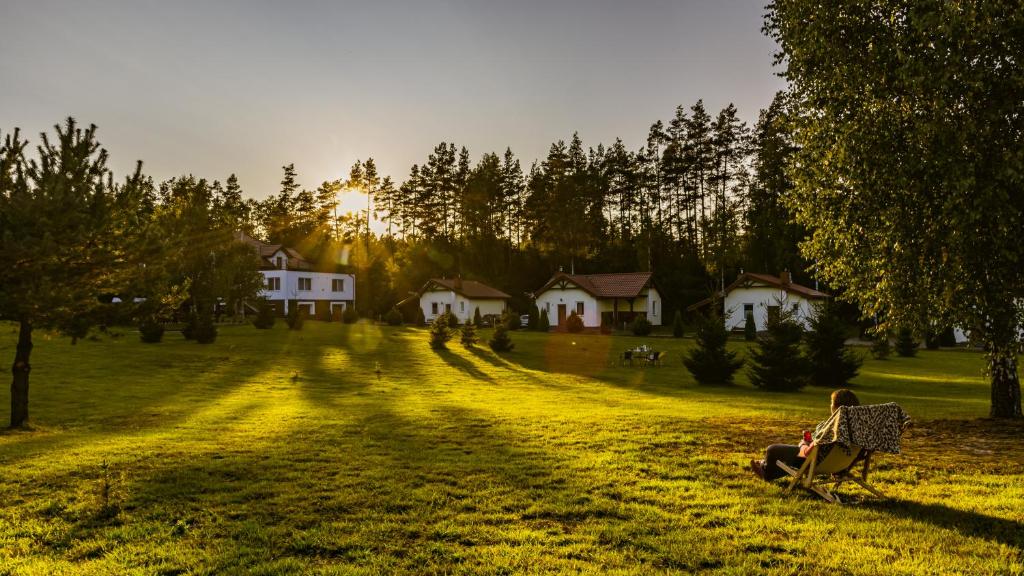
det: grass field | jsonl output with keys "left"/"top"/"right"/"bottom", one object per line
{"left": 0, "top": 322, "right": 1022, "bottom": 575}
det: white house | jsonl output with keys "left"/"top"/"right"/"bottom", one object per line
{"left": 413, "top": 278, "right": 510, "bottom": 324}
{"left": 236, "top": 232, "right": 355, "bottom": 318}
{"left": 688, "top": 271, "right": 828, "bottom": 331}
{"left": 534, "top": 272, "right": 662, "bottom": 329}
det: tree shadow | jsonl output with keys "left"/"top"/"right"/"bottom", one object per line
{"left": 433, "top": 347, "right": 493, "bottom": 382}
{"left": 859, "top": 498, "right": 1024, "bottom": 550}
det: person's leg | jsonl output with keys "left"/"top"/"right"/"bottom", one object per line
{"left": 763, "top": 444, "right": 804, "bottom": 481}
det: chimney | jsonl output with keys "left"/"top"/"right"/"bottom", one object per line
{"left": 780, "top": 270, "right": 791, "bottom": 286}
{"left": 454, "top": 275, "right": 463, "bottom": 289}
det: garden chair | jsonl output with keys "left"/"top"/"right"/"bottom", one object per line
{"left": 621, "top": 350, "right": 633, "bottom": 367}
{"left": 778, "top": 403, "right": 911, "bottom": 504}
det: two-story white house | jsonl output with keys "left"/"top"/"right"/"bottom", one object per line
{"left": 687, "top": 271, "right": 828, "bottom": 331}
{"left": 413, "top": 278, "right": 510, "bottom": 324}
{"left": 236, "top": 232, "right": 355, "bottom": 318}
{"left": 534, "top": 272, "right": 662, "bottom": 330}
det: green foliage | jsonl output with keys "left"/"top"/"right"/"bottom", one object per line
{"left": 385, "top": 308, "right": 404, "bottom": 326}
{"left": 766, "top": 1, "right": 1024, "bottom": 416}
{"left": 871, "top": 332, "right": 892, "bottom": 360}
{"left": 538, "top": 309, "right": 550, "bottom": 332}
{"left": 253, "top": 299, "right": 276, "bottom": 329}
{"left": 896, "top": 328, "right": 918, "bottom": 358}
{"left": 748, "top": 307, "right": 808, "bottom": 392}
{"left": 286, "top": 303, "right": 304, "bottom": 331}
{"left": 805, "top": 304, "right": 862, "bottom": 388}
{"left": 447, "top": 311, "right": 459, "bottom": 328}
{"left": 672, "top": 310, "right": 684, "bottom": 338}
{"left": 683, "top": 310, "right": 743, "bottom": 386}
{"left": 528, "top": 304, "right": 540, "bottom": 330}
{"left": 138, "top": 319, "right": 165, "bottom": 344}
{"left": 743, "top": 313, "right": 756, "bottom": 341}
{"left": 342, "top": 307, "right": 359, "bottom": 324}
{"left": 631, "top": 316, "right": 652, "bottom": 336}
{"left": 460, "top": 320, "right": 478, "bottom": 347}
{"left": 472, "top": 307, "right": 482, "bottom": 326}
{"left": 429, "top": 314, "right": 452, "bottom": 349}
{"left": 505, "top": 311, "right": 521, "bottom": 331}
{"left": 489, "top": 323, "right": 515, "bottom": 352}
{"left": 565, "top": 311, "right": 584, "bottom": 333}
{"left": 192, "top": 312, "right": 217, "bottom": 344}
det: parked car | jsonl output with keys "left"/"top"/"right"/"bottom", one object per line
{"left": 520, "top": 314, "right": 531, "bottom": 328}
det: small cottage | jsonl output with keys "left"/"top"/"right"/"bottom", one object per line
{"left": 413, "top": 278, "right": 510, "bottom": 324}
{"left": 688, "top": 271, "right": 827, "bottom": 331}
{"left": 534, "top": 272, "right": 662, "bottom": 329}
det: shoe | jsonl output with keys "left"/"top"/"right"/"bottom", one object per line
{"left": 750, "top": 459, "right": 766, "bottom": 481}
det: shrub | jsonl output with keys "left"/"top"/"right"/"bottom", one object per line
{"left": 748, "top": 308, "right": 808, "bottom": 391}
{"left": 631, "top": 316, "right": 652, "bottom": 336}
{"left": 286, "top": 303, "right": 304, "bottom": 331}
{"left": 538, "top": 309, "right": 550, "bottom": 332}
{"left": 683, "top": 310, "right": 743, "bottom": 386}
{"left": 528, "top": 305, "right": 540, "bottom": 330}
{"left": 895, "top": 327, "right": 918, "bottom": 357}
{"left": 385, "top": 308, "right": 403, "bottom": 326}
{"left": 805, "top": 304, "right": 862, "bottom": 387}
{"left": 182, "top": 316, "right": 196, "bottom": 340}
{"left": 342, "top": 307, "right": 359, "bottom": 324}
{"left": 489, "top": 323, "right": 514, "bottom": 352}
{"left": 138, "top": 319, "right": 164, "bottom": 343}
{"left": 744, "top": 313, "right": 756, "bottom": 341}
{"left": 429, "top": 314, "right": 452, "bottom": 349}
{"left": 460, "top": 320, "right": 478, "bottom": 347}
{"left": 473, "top": 307, "right": 483, "bottom": 326}
{"left": 193, "top": 312, "right": 217, "bottom": 344}
{"left": 252, "top": 299, "right": 276, "bottom": 329}
{"left": 505, "top": 312, "right": 521, "bottom": 330}
{"left": 871, "top": 332, "right": 892, "bottom": 359}
{"left": 939, "top": 326, "right": 957, "bottom": 347}
{"left": 566, "top": 311, "right": 584, "bottom": 333}
{"left": 447, "top": 311, "right": 459, "bottom": 328}
{"left": 672, "top": 310, "right": 684, "bottom": 338}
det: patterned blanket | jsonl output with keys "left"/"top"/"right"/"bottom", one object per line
{"left": 811, "top": 403, "right": 911, "bottom": 454}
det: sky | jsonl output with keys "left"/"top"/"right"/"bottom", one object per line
{"left": 0, "top": 0, "right": 785, "bottom": 212}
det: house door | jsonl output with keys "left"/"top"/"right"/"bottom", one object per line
{"left": 557, "top": 304, "right": 567, "bottom": 326}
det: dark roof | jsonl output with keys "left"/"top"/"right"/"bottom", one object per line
{"left": 234, "top": 231, "right": 313, "bottom": 271}
{"left": 687, "top": 272, "right": 829, "bottom": 311}
{"left": 422, "top": 278, "right": 511, "bottom": 300}
{"left": 536, "top": 272, "right": 655, "bottom": 299}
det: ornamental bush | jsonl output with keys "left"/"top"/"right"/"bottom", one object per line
{"left": 631, "top": 316, "right": 652, "bottom": 336}
{"left": 538, "top": 309, "right": 550, "bottom": 332}
{"left": 805, "top": 304, "right": 862, "bottom": 388}
{"left": 672, "top": 310, "right": 684, "bottom": 338}
{"left": 460, "top": 320, "right": 478, "bottom": 347}
{"left": 489, "top": 323, "right": 514, "bottom": 352}
{"left": 252, "top": 299, "right": 276, "bottom": 329}
{"left": 139, "top": 318, "right": 165, "bottom": 343}
{"left": 895, "top": 327, "right": 918, "bottom": 357}
{"left": 286, "top": 303, "right": 304, "bottom": 331}
{"left": 748, "top": 308, "right": 808, "bottom": 392}
{"left": 342, "top": 307, "right": 359, "bottom": 324}
{"left": 566, "top": 311, "right": 584, "bottom": 333}
{"left": 385, "top": 308, "right": 403, "bottom": 326}
{"left": 683, "top": 309, "right": 743, "bottom": 386}
{"left": 193, "top": 312, "right": 218, "bottom": 344}
{"left": 744, "top": 313, "right": 757, "bottom": 341}
{"left": 429, "top": 314, "right": 452, "bottom": 349}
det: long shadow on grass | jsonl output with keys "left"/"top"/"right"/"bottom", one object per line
{"left": 860, "top": 498, "right": 1024, "bottom": 550}
{"left": 432, "top": 348, "right": 493, "bottom": 381}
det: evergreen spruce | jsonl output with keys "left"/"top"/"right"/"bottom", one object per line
{"left": 505, "top": 311, "right": 521, "bottom": 330}
{"left": 744, "top": 313, "right": 756, "bottom": 341}
{"left": 672, "top": 310, "right": 684, "bottom": 338}
{"left": 460, "top": 320, "right": 478, "bottom": 347}
{"left": 253, "top": 299, "right": 276, "bottom": 329}
{"left": 539, "top": 309, "right": 550, "bottom": 331}
{"left": 385, "top": 308, "right": 403, "bottom": 326}
{"left": 566, "top": 311, "right": 584, "bottom": 333}
{"left": 895, "top": 328, "right": 918, "bottom": 357}
{"left": 528, "top": 304, "right": 540, "bottom": 330}
{"left": 631, "top": 316, "right": 653, "bottom": 336}
{"left": 805, "top": 304, "right": 862, "bottom": 387}
{"left": 429, "top": 314, "right": 452, "bottom": 349}
{"left": 138, "top": 318, "right": 165, "bottom": 343}
{"left": 193, "top": 311, "right": 218, "bottom": 344}
{"left": 871, "top": 332, "right": 892, "bottom": 360}
{"left": 473, "top": 307, "right": 483, "bottom": 326}
{"left": 447, "top": 311, "right": 459, "bottom": 328}
{"left": 489, "top": 323, "right": 515, "bottom": 352}
{"left": 286, "top": 303, "right": 304, "bottom": 330}
{"left": 748, "top": 307, "right": 808, "bottom": 392}
{"left": 683, "top": 309, "right": 743, "bottom": 386}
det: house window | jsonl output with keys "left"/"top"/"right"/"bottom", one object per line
{"left": 332, "top": 279, "right": 345, "bottom": 292}
{"left": 276, "top": 256, "right": 284, "bottom": 269}
{"left": 652, "top": 300, "right": 657, "bottom": 316}
{"left": 431, "top": 302, "right": 438, "bottom": 314}
{"left": 445, "top": 303, "right": 452, "bottom": 313}
{"left": 460, "top": 301, "right": 465, "bottom": 312}
{"left": 791, "top": 303, "right": 800, "bottom": 312}
{"left": 744, "top": 303, "right": 754, "bottom": 320}
{"left": 266, "top": 277, "right": 280, "bottom": 291}
{"left": 298, "top": 277, "right": 311, "bottom": 291}
{"left": 576, "top": 302, "right": 584, "bottom": 315}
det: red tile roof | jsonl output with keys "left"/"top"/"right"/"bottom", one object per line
{"left": 424, "top": 278, "right": 511, "bottom": 300}
{"left": 536, "top": 272, "right": 654, "bottom": 299}
{"left": 687, "top": 272, "right": 829, "bottom": 311}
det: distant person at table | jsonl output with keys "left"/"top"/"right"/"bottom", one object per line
{"left": 749, "top": 389, "right": 861, "bottom": 482}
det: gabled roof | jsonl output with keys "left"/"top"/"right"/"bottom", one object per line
{"left": 536, "top": 272, "right": 655, "bottom": 299}
{"left": 421, "top": 278, "right": 511, "bottom": 300}
{"left": 234, "top": 231, "right": 313, "bottom": 271}
{"left": 687, "top": 272, "right": 829, "bottom": 311}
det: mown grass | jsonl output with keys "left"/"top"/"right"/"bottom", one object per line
{"left": 0, "top": 322, "right": 1021, "bottom": 575}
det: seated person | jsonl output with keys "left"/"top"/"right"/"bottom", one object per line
{"left": 750, "top": 389, "right": 860, "bottom": 481}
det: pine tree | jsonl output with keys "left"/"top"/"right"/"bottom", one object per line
{"left": 460, "top": 320, "right": 478, "bottom": 347}
{"left": 871, "top": 331, "right": 892, "bottom": 359}
{"left": 489, "top": 323, "right": 514, "bottom": 352}
{"left": 895, "top": 328, "right": 918, "bottom": 357}
{"left": 253, "top": 299, "right": 276, "bottom": 329}
{"left": 683, "top": 309, "right": 743, "bottom": 385}
{"left": 744, "top": 313, "right": 757, "bottom": 341}
{"left": 749, "top": 306, "right": 809, "bottom": 392}
{"left": 286, "top": 302, "right": 304, "bottom": 330}
{"left": 473, "top": 307, "right": 483, "bottom": 326}
{"left": 539, "top": 309, "right": 550, "bottom": 332}
{"left": 566, "top": 311, "right": 584, "bottom": 333}
{"left": 672, "top": 310, "right": 684, "bottom": 338}
{"left": 429, "top": 314, "right": 452, "bottom": 349}
{"left": 805, "top": 304, "right": 862, "bottom": 387}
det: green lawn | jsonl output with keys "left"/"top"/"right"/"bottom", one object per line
{"left": 0, "top": 323, "right": 1021, "bottom": 575}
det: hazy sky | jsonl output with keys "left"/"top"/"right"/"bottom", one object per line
{"left": 0, "top": 0, "right": 785, "bottom": 206}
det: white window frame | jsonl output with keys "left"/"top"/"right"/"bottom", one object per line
{"left": 297, "top": 301, "right": 315, "bottom": 316}
{"left": 267, "top": 277, "right": 280, "bottom": 291}
{"left": 575, "top": 301, "right": 584, "bottom": 315}
{"left": 298, "top": 277, "right": 312, "bottom": 291}
{"left": 332, "top": 278, "right": 345, "bottom": 292}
